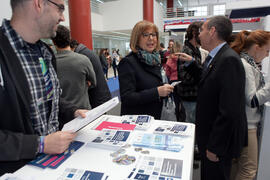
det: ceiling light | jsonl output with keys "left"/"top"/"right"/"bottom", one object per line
{"left": 178, "top": 0, "right": 182, "bottom": 7}
{"left": 96, "top": 0, "right": 104, "bottom": 3}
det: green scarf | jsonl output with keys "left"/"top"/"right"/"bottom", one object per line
{"left": 137, "top": 49, "right": 161, "bottom": 66}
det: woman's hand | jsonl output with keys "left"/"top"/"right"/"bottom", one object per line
{"left": 157, "top": 84, "right": 174, "bottom": 97}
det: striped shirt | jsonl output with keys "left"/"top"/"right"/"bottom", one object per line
{"left": 1, "top": 19, "right": 60, "bottom": 135}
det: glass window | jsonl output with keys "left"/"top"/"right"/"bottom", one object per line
{"left": 188, "top": 6, "right": 207, "bottom": 17}
{"left": 213, "top": 4, "right": 225, "bottom": 15}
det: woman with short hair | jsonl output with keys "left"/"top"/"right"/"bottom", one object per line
{"left": 118, "top": 21, "right": 174, "bottom": 119}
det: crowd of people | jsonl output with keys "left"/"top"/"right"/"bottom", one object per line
{"left": 1, "top": 1, "right": 270, "bottom": 180}
{"left": 118, "top": 16, "right": 270, "bottom": 180}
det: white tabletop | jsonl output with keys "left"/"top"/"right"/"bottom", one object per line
{"left": 13, "top": 115, "right": 195, "bottom": 180}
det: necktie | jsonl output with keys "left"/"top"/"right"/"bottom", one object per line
{"left": 203, "top": 55, "right": 212, "bottom": 70}
{"left": 202, "top": 55, "right": 212, "bottom": 75}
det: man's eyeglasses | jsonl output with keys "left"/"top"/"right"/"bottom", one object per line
{"left": 142, "top": 32, "right": 157, "bottom": 39}
{"left": 47, "top": 0, "right": 65, "bottom": 13}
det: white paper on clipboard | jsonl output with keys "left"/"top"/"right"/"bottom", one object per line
{"left": 62, "top": 97, "right": 119, "bottom": 132}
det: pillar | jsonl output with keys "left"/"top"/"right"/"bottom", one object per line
{"left": 69, "top": 0, "right": 93, "bottom": 50}
{"left": 143, "top": 0, "right": 154, "bottom": 22}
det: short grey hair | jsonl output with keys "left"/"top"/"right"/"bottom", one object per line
{"left": 10, "top": 0, "right": 25, "bottom": 11}
{"left": 207, "top": 16, "right": 232, "bottom": 42}
{"left": 10, "top": 0, "right": 46, "bottom": 11}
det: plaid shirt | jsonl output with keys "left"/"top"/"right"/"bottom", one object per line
{"left": 1, "top": 19, "right": 60, "bottom": 135}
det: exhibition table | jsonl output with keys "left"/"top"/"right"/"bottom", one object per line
{"left": 13, "top": 115, "right": 195, "bottom": 180}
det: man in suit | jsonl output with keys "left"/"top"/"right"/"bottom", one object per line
{"left": 178, "top": 16, "right": 247, "bottom": 180}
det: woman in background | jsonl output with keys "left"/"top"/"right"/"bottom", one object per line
{"left": 111, "top": 50, "right": 119, "bottom": 78}
{"left": 230, "top": 30, "right": 270, "bottom": 180}
{"left": 118, "top": 20, "right": 174, "bottom": 119}
{"left": 99, "top": 49, "right": 108, "bottom": 80}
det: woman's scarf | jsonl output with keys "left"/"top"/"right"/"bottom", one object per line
{"left": 137, "top": 49, "right": 161, "bottom": 66}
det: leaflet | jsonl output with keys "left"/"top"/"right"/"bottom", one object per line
{"left": 126, "top": 155, "right": 183, "bottom": 180}
{"left": 57, "top": 168, "right": 108, "bottom": 180}
{"left": 132, "top": 133, "right": 184, "bottom": 152}
{"left": 62, "top": 97, "right": 119, "bottom": 132}
{"left": 154, "top": 122, "right": 191, "bottom": 136}
{"left": 95, "top": 121, "right": 136, "bottom": 131}
{"left": 28, "top": 141, "right": 84, "bottom": 169}
{"left": 121, "top": 115, "right": 153, "bottom": 130}
{"left": 87, "top": 129, "right": 131, "bottom": 150}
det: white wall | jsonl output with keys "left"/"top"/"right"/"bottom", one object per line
{"left": 154, "top": 0, "right": 164, "bottom": 32}
{"left": 100, "top": 0, "right": 143, "bottom": 31}
{"left": 226, "top": 0, "right": 270, "bottom": 10}
{"left": 91, "top": 12, "right": 104, "bottom": 31}
{"left": 62, "top": 4, "right": 104, "bottom": 31}
{"left": 0, "top": 1, "right": 12, "bottom": 22}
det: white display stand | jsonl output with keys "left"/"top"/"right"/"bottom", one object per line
{"left": 13, "top": 115, "right": 195, "bottom": 180}
{"left": 257, "top": 103, "right": 270, "bottom": 180}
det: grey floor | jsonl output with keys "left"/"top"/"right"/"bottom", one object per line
{"left": 106, "top": 67, "right": 201, "bottom": 180}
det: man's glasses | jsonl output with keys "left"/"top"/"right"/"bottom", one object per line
{"left": 142, "top": 32, "right": 157, "bottom": 39}
{"left": 47, "top": 0, "right": 65, "bottom": 13}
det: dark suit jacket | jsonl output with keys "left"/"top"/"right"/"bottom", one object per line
{"left": 186, "top": 44, "right": 248, "bottom": 159}
{"left": 118, "top": 52, "right": 163, "bottom": 119}
{"left": 0, "top": 30, "right": 76, "bottom": 174}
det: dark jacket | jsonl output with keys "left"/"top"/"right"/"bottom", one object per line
{"left": 0, "top": 30, "right": 76, "bottom": 175}
{"left": 75, "top": 44, "right": 111, "bottom": 108}
{"left": 186, "top": 44, "right": 248, "bottom": 159}
{"left": 118, "top": 52, "right": 163, "bottom": 119}
{"left": 177, "top": 40, "right": 202, "bottom": 101}
{"left": 99, "top": 54, "right": 108, "bottom": 71}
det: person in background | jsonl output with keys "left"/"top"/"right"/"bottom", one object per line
{"left": 118, "top": 20, "right": 174, "bottom": 120}
{"left": 230, "top": 30, "right": 270, "bottom": 180}
{"left": 159, "top": 42, "right": 166, "bottom": 67}
{"left": 52, "top": 25, "right": 96, "bottom": 111}
{"left": 99, "top": 49, "right": 108, "bottom": 80}
{"left": 177, "top": 21, "right": 203, "bottom": 124}
{"left": 178, "top": 16, "right": 248, "bottom": 180}
{"left": 70, "top": 39, "right": 111, "bottom": 108}
{"left": 111, "top": 50, "right": 120, "bottom": 78}
{"left": 0, "top": 0, "right": 87, "bottom": 175}
{"left": 105, "top": 48, "right": 111, "bottom": 68}
{"left": 165, "top": 42, "right": 186, "bottom": 122}
{"left": 199, "top": 47, "right": 209, "bottom": 64}
{"left": 176, "top": 21, "right": 205, "bottom": 164}
{"left": 164, "top": 39, "right": 174, "bottom": 68}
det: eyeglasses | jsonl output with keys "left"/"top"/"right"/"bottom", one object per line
{"left": 47, "top": 0, "right": 65, "bottom": 14}
{"left": 142, "top": 32, "right": 157, "bottom": 39}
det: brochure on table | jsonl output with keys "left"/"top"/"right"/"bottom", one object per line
{"left": 57, "top": 168, "right": 108, "bottom": 180}
{"left": 132, "top": 133, "right": 184, "bottom": 152}
{"left": 95, "top": 121, "right": 136, "bottom": 131}
{"left": 62, "top": 97, "right": 119, "bottom": 132}
{"left": 126, "top": 155, "right": 183, "bottom": 180}
{"left": 28, "top": 141, "right": 84, "bottom": 169}
{"left": 87, "top": 129, "right": 132, "bottom": 150}
{"left": 153, "top": 122, "right": 193, "bottom": 137}
{"left": 121, "top": 115, "right": 153, "bottom": 130}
